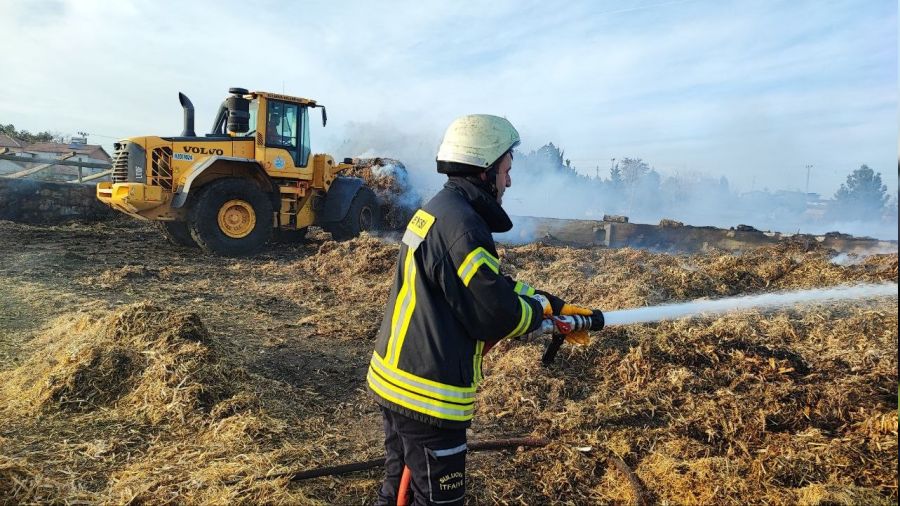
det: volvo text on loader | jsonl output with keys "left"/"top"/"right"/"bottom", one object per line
{"left": 97, "top": 87, "right": 380, "bottom": 256}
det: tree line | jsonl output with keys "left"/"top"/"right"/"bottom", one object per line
{"left": 511, "top": 143, "right": 897, "bottom": 231}
{"left": 0, "top": 124, "right": 63, "bottom": 144}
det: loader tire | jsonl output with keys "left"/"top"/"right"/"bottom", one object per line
{"left": 188, "top": 178, "right": 273, "bottom": 257}
{"left": 327, "top": 187, "right": 380, "bottom": 241}
{"left": 157, "top": 221, "right": 197, "bottom": 248}
{"left": 275, "top": 227, "right": 308, "bottom": 243}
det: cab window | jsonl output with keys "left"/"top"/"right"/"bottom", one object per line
{"left": 245, "top": 99, "right": 259, "bottom": 136}
{"left": 266, "top": 101, "right": 298, "bottom": 149}
{"left": 265, "top": 100, "right": 311, "bottom": 167}
{"left": 299, "top": 106, "right": 310, "bottom": 167}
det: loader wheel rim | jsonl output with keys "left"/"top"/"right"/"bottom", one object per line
{"left": 359, "top": 206, "right": 374, "bottom": 231}
{"left": 217, "top": 199, "right": 256, "bottom": 239}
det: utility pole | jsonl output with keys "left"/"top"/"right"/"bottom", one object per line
{"left": 805, "top": 164, "right": 813, "bottom": 194}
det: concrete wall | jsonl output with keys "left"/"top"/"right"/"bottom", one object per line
{"left": 0, "top": 178, "right": 117, "bottom": 223}
{"left": 509, "top": 215, "right": 898, "bottom": 255}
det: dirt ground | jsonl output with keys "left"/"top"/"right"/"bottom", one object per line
{"left": 0, "top": 219, "right": 896, "bottom": 505}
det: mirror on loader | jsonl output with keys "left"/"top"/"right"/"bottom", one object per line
{"left": 309, "top": 104, "right": 327, "bottom": 127}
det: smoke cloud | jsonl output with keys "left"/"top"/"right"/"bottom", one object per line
{"left": 325, "top": 123, "right": 898, "bottom": 242}
{"left": 324, "top": 120, "right": 445, "bottom": 199}
{"left": 499, "top": 145, "right": 899, "bottom": 242}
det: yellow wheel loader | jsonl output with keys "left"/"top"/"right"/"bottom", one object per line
{"left": 97, "top": 87, "right": 380, "bottom": 256}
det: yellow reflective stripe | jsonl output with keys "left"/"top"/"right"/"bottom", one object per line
{"left": 390, "top": 249, "right": 418, "bottom": 366}
{"left": 372, "top": 352, "right": 476, "bottom": 393}
{"left": 386, "top": 247, "right": 417, "bottom": 365}
{"left": 371, "top": 353, "right": 475, "bottom": 402}
{"left": 513, "top": 281, "right": 536, "bottom": 296}
{"left": 368, "top": 369, "right": 474, "bottom": 421}
{"left": 457, "top": 247, "right": 500, "bottom": 286}
{"left": 473, "top": 340, "right": 485, "bottom": 384}
{"left": 502, "top": 297, "right": 533, "bottom": 339}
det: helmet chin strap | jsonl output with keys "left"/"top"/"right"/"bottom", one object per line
{"left": 461, "top": 172, "right": 499, "bottom": 201}
{"left": 483, "top": 166, "right": 499, "bottom": 199}
{"left": 467, "top": 165, "right": 499, "bottom": 199}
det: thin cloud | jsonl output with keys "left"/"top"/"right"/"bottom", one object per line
{"left": 0, "top": 0, "right": 895, "bottom": 198}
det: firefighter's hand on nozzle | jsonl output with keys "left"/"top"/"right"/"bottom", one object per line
{"left": 535, "top": 290, "right": 565, "bottom": 315}
{"left": 529, "top": 293, "right": 553, "bottom": 317}
{"left": 535, "top": 291, "right": 592, "bottom": 319}
{"left": 561, "top": 303, "right": 593, "bottom": 317}
{"left": 564, "top": 329, "right": 590, "bottom": 346}
{"left": 557, "top": 303, "right": 593, "bottom": 345}
{"left": 555, "top": 308, "right": 603, "bottom": 345}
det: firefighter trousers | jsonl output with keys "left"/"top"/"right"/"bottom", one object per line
{"left": 374, "top": 406, "right": 467, "bottom": 505}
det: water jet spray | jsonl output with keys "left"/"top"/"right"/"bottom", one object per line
{"left": 528, "top": 283, "right": 898, "bottom": 364}
{"left": 601, "top": 283, "right": 897, "bottom": 327}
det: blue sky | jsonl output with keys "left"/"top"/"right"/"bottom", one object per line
{"left": 1, "top": 0, "right": 896, "bottom": 196}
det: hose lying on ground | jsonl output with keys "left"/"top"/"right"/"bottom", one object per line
{"left": 235, "top": 436, "right": 646, "bottom": 505}
{"left": 262, "top": 437, "right": 550, "bottom": 482}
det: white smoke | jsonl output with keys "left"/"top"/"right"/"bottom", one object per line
{"left": 323, "top": 121, "right": 899, "bottom": 242}
{"left": 324, "top": 120, "right": 445, "bottom": 198}
{"left": 370, "top": 162, "right": 422, "bottom": 210}
{"left": 500, "top": 147, "right": 899, "bottom": 241}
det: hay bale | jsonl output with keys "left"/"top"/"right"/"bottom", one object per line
{"left": 342, "top": 158, "right": 423, "bottom": 231}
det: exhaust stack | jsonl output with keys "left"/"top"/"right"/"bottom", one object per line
{"left": 178, "top": 92, "right": 196, "bottom": 137}
{"left": 225, "top": 87, "right": 251, "bottom": 134}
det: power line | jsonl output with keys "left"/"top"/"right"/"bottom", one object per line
{"left": 85, "top": 132, "right": 123, "bottom": 139}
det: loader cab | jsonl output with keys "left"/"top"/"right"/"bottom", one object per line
{"left": 208, "top": 89, "right": 320, "bottom": 170}
{"left": 264, "top": 99, "right": 311, "bottom": 168}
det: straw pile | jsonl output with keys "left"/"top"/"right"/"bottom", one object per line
{"left": 343, "top": 158, "right": 423, "bottom": 230}
{"left": 0, "top": 303, "right": 229, "bottom": 422}
{"left": 0, "top": 218, "right": 895, "bottom": 505}
{"left": 0, "top": 302, "right": 314, "bottom": 504}
{"left": 467, "top": 241, "right": 898, "bottom": 505}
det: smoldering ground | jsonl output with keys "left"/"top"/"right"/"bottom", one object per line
{"left": 0, "top": 219, "right": 896, "bottom": 504}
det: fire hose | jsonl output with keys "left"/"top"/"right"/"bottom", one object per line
{"left": 394, "top": 310, "right": 606, "bottom": 505}
{"left": 246, "top": 311, "right": 609, "bottom": 504}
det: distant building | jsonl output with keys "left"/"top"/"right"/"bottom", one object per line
{"left": 0, "top": 139, "right": 111, "bottom": 181}
{"left": 0, "top": 133, "right": 25, "bottom": 149}
{"left": 24, "top": 141, "right": 111, "bottom": 163}
{"left": 803, "top": 192, "right": 827, "bottom": 220}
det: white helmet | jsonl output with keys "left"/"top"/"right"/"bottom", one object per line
{"left": 436, "top": 114, "right": 520, "bottom": 174}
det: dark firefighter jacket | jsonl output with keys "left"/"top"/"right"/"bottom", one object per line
{"left": 367, "top": 177, "right": 545, "bottom": 428}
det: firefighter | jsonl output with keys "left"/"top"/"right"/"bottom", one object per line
{"left": 368, "top": 114, "right": 594, "bottom": 505}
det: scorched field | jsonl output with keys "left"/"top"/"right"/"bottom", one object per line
{"left": 0, "top": 219, "right": 896, "bottom": 505}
